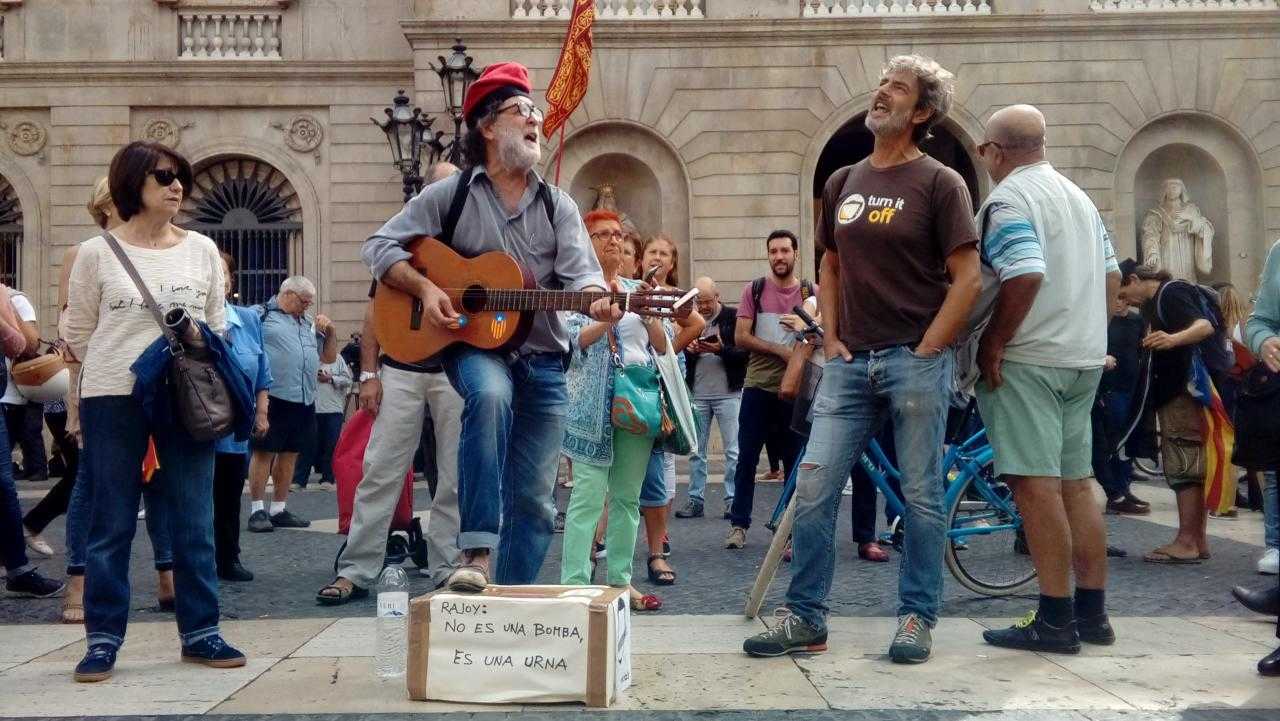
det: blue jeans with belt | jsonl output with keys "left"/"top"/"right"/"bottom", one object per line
{"left": 443, "top": 348, "right": 567, "bottom": 585}
{"left": 786, "top": 346, "right": 954, "bottom": 630}
{"left": 81, "top": 395, "right": 219, "bottom": 650}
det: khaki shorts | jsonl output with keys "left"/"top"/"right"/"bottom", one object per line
{"left": 976, "top": 361, "right": 1102, "bottom": 480}
{"left": 1157, "top": 392, "right": 1205, "bottom": 490}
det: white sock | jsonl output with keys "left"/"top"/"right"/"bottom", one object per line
{"left": 270, "top": 501, "right": 286, "bottom": 515}
{"left": 251, "top": 500, "right": 265, "bottom": 513}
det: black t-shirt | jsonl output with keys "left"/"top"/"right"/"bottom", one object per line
{"left": 1101, "top": 311, "right": 1144, "bottom": 396}
{"left": 1142, "top": 281, "right": 1204, "bottom": 410}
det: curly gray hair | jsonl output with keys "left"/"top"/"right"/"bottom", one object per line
{"left": 883, "top": 54, "right": 955, "bottom": 144}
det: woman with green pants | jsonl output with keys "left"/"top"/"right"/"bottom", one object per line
{"left": 561, "top": 209, "right": 670, "bottom": 610}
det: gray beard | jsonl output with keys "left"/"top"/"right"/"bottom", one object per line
{"left": 864, "top": 108, "right": 910, "bottom": 138}
{"left": 497, "top": 131, "right": 540, "bottom": 172}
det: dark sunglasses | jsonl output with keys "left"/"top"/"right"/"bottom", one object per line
{"left": 148, "top": 168, "right": 184, "bottom": 187}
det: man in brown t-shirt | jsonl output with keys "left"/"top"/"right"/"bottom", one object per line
{"left": 744, "top": 55, "right": 981, "bottom": 664}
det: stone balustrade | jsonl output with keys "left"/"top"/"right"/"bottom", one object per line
{"left": 511, "top": 1, "right": 705, "bottom": 19}
{"left": 179, "top": 12, "right": 283, "bottom": 59}
{"left": 802, "top": 0, "right": 992, "bottom": 14}
{"left": 1091, "top": 0, "right": 1277, "bottom": 9}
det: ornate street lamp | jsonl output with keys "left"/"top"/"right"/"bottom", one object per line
{"left": 372, "top": 89, "right": 436, "bottom": 202}
{"left": 431, "top": 38, "right": 479, "bottom": 165}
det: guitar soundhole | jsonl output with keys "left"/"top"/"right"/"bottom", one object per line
{"left": 460, "top": 285, "right": 487, "bottom": 313}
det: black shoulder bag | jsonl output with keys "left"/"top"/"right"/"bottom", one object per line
{"left": 102, "top": 231, "right": 233, "bottom": 442}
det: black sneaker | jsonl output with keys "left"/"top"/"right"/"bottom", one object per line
{"left": 270, "top": 509, "right": 310, "bottom": 528}
{"left": 247, "top": 509, "right": 274, "bottom": 533}
{"left": 74, "top": 644, "right": 117, "bottom": 683}
{"left": 5, "top": 569, "right": 65, "bottom": 598}
{"left": 217, "top": 560, "right": 254, "bottom": 583}
{"left": 1077, "top": 614, "right": 1116, "bottom": 645}
{"left": 675, "top": 500, "right": 704, "bottom": 518}
{"left": 182, "top": 635, "right": 247, "bottom": 668}
{"left": 983, "top": 611, "right": 1080, "bottom": 654}
{"left": 743, "top": 612, "right": 828, "bottom": 657}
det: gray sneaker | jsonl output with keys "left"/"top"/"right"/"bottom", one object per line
{"left": 743, "top": 612, "right": 828, "bottom": 657}
{"left": 724, "top": 526, "right": 746, "bottom": 549}
{"left": 247, "top": 509, "right": 274, "bottom": 533}
{"left": 888, "top": 613, "right": 932, "bottom": 664}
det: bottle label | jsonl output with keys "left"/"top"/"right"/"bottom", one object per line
{"left": 378, "top": 591, "right": 409, "bottom": 618}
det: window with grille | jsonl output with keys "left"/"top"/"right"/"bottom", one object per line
{"left": 0, "top": 175, "right": 21, "bottom": 288}
{"left": 179, "top": 157, "right": 302, "bottom": 306}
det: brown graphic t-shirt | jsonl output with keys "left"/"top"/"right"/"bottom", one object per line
{"left": 817, "top": 155, "right": 978, "bottom": 351}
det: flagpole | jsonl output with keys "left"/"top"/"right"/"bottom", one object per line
{"left": 555, "top": 124, "right": 567, "bottom": 186}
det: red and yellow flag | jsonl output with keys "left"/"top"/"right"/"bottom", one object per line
{"left": 1188, "top": 355, "right": 1235, "bottom": 513}
{"left": 542, "top": 0, "right": 596, "bottom": 141}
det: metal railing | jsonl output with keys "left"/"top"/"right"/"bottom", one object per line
{"left": 187, "top": 226, "right": 299, "bottom": 307}
{"left": 0, "top": 228, "right": 19, "bottom": 288}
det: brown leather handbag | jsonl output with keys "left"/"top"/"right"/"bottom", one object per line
{"left": 780, "top": 339, "right": 817, "bottom": 401}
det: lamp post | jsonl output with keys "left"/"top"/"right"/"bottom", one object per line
{"left": 372, "top": 89, "right": 436, "bottom": 203}
{"left": 430, "top": 38, "right": 479, "bottom": 166}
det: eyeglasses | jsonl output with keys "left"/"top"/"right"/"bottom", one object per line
{"left": 590, "top": 230, "right": 625, "bottom": 241}
{"left": 286, "top": 290, "right": 315, "bottom": 307}
{"left": 497, "top": 100, "right": 545, "bottom": 124}
{"left": 148, "top": 168, "right": 183, "bottom": 188}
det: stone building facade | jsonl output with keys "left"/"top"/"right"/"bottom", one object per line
{"left": 0, "top": 0, "right": 1278, "bottom": 336}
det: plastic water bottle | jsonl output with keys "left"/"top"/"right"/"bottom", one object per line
{"left": 374, "top": 565, "right": 409, "bottom": 679}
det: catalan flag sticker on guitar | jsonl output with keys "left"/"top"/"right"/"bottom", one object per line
{"left": 491, "top": 313, "right": 507, "bottom": 338}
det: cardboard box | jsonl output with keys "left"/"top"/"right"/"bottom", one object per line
{"left": 406, "top": 585, "right": 631, "bottom": 707}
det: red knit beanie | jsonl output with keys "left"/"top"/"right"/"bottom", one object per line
{"left": 463, "top": 62, "right": 532, "bottom": 126}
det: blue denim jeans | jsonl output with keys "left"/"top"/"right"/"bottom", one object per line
{"left": 786, "top": 346, "right": 954, "bottom": 630}
{"left": 0, "top": 404, "right": 33, "bottom": 576}
{"left": 689, "top": 394, "right": 741, "bottom": 504}
{"left": 292, "top": 411, "right": 345, "bottom": 486}
{"left": 81, "top": 396, "right": 219, "bottom": 650}
{"left": 729, "top": 387, "right": 802, "bottom": 529}
{"left": 1265, "top": 471, "right": 1278, "bottom": 551}
{"left": 67, "top": 461, "right": 174, "bottom": 575}
{"left": 443, "top": 349, "right": 567, "bottom": 585}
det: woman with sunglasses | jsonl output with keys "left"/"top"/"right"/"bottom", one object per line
{"left": 63, "top": 141, "right": 242, "bottom": 682}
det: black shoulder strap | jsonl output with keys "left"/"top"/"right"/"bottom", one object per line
{"left": 438, "top": 167, "right": 477, "bottom": 247}
{"left": 101, "top": 232, "right": 180, "bottom": 350}
{"left": 749, "top": 277, "right": 766, "bottom": 334}
{"left": 538, "top": 181, "right": 556, "bottom": 227}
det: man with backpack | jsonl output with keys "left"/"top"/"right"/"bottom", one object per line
{"left": 1117, "top": 259, "right": 1231, "bottom": 565}
{"left": 723, "top": 230, "right": 814, "bottom": 549}
{"left": 361, "top": 62, "right": 610, "bottom": 591}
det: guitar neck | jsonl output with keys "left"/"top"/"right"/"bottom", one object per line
{"left": 458, "top": 289, "right": 651, "bottom": 313}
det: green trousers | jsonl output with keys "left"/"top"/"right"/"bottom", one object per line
{"left": 560, "top": 428, "right": 653, "bottom": 587}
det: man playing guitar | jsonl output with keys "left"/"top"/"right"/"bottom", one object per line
{"left": 362, "top": 62, "right": 616, "bottom": 591}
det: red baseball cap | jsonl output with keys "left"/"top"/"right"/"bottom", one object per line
{"left": 463, "top": 62, "right": 532, "bottom": 126}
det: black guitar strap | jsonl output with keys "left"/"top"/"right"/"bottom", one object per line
{"left": 437, "top": 166, "right": 557, "bottom": 247}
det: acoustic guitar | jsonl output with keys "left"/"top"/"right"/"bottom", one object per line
{"left": 372, "top": 236, "right": 692, "bottom": 364}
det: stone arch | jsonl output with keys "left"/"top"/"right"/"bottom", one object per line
{"left": 1114, "top": 112, "right": 1265, "bottom": 288}
{"left": 549, "top": 120, "right": 694, "bottom": 286}
{"left": 180, "top": 137, "right": 324, "bottom": 299}
{"left": 0, "top": 157, "right": 41, "bottom": 296}
{"left": 799, "top": 93, "right": 988, "bottom": 276}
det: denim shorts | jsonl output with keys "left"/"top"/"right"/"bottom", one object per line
{"left": 639, "top": 446, "right": 669, "bottom": 508}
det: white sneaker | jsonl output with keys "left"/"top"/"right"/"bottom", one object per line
{"left": 1258, "top": 547, "right": 1279, "bottom": 575}
{"left": 24, "top": 529, "right": 55, "bottom": 557}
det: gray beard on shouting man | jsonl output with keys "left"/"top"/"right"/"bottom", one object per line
{"left": 497, "top": 127, "right": 541, "bottom": 172}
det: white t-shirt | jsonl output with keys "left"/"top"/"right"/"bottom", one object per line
{"left": 614, "top": 313, "right": 652, "bottom": 367}
{"left": 64, "top": 231, "right": 227, "bottom": 399}
{"left": 1, "top": 293, "right": 36, "bottom": 405}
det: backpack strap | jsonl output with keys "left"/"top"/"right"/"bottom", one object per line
{"left": 538, "top": 181, "right": 557, "bottom": 227}
{"left": 438, "top": 167, "right": 477, "bottom": 247}
{"left": 749, "top": 277, "right": 766, "bottom": 335}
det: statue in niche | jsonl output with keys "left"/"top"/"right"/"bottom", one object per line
{"left": 1141, "top": 178, "right": 1214, "bottom": 282}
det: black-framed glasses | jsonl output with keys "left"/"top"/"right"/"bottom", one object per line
{"left": 590, "top": 230, "right": 625, "bottom": 241}
{"left": 497, "top": 100, "right": 545, "bottom": 124}
{"left": 148, "top": 168, "right": 183, "bottom": 187}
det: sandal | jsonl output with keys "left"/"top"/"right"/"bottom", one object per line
{"left": 630, "top": 590, "right": 662, "bottom": 612}
{"left": 1143, "top": 548, "right": 1202, "bottom": 564}
{"left": 61, "top": 602, "right": 85, "bottom": 624}
{"left": 647, "top": 555, "right": 676, "bottom": 586}
{"left": 315, "top": 578, "right": 369, "bottom": 606}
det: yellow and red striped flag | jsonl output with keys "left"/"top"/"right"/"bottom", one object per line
{"left": 1188, "top": 355, "right": 1236, "bottom": 513}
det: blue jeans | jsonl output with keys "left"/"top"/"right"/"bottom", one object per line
{"left": 81, "top": 396, "right": 219, "bottom": 650}
{"left": 689, "top": 394, "right": 740, "bottom": 504}
{"left": 0, "top": 405, "right": 33, "bottom": 576}
{"left": 729, "top": 387, "right": 802, "bottom": 529}
{"left": 443, "top": 349, "right": 567, "bottom": 584}
{"left": 67, "top": 461, "right": 174, "bottom": 575}
{"left": 1265, "top": 471, "right": 1278, "bottom": 551}
{"left": 786, "top": 346, "right": 954, "bottom": 630}
{"left": 292, "top": 411, "right": 344, "bottom": 486}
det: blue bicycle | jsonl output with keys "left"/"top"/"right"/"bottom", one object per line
{"left": 745, "top": 424, "right": 1036, "bottom": 617}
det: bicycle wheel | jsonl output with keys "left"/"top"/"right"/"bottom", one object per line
{"left": 944, "top": 468, "right": 1037, "bottom": 597}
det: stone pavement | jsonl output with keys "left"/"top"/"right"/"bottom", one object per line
{"left": 1, "top": 613, "right": 1278, "bottom": 717}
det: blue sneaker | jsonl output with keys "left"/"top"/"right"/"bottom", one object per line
{"left": 181, "top": 635, "right": 246, "bottom": 668}
{"left": 74, "top": 644, "right": 117, "bottom": 683}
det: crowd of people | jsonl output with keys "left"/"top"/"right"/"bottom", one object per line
{"left": 1, "top": 53, "right": 1278, "bottom": 688}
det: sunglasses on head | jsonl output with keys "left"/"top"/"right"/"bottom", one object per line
{"left": 148, "top": 168, "right": 183, "bottom": 188}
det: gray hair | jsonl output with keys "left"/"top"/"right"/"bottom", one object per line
{"left": 883, "top": 54, "right": 955, "bottom": 143}
{"left": 279, "top": 276, "right": 316, "bottom": 297}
